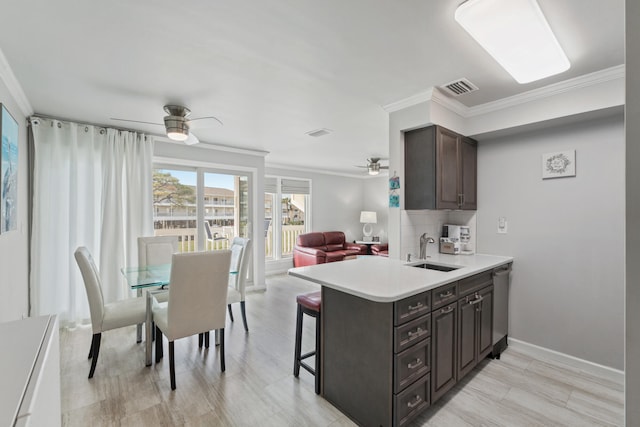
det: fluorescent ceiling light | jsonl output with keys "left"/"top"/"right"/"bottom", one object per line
{"left": 455, "top": 0, "right": 570, "bottom": 84}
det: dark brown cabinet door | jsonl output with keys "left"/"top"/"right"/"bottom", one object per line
{"left": 436, "top": 127, "right": 460, "bottom": 210}
{"left": 404, "top": 126, "right": 437, "bottom": 210}
{"left": 477, "top": 286, "right": 494, "bottom": 359}
{"left": 431, "top": 302, "right": 457, "bottom": 403}
{"left": 404, "top": 125, "right": 477, "bottom": 211}
{"left": 457, "top": 297, "right": 477, "bottom": 379}
{"left": 460, "top": 137, "right": 477, "bottom": 210}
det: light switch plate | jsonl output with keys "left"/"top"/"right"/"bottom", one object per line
{"left": 498, "top": 217, "right": 508, "bottom": 234}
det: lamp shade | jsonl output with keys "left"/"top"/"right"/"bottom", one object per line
{"left": 360, "top": 211, "right": 377, "bottom": 224}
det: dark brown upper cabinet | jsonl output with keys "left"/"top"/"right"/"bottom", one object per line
{"left": 404, "top": 125, "right": 477, "bottom": 210}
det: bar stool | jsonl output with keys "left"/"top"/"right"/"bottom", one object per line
{"left": 293, "top": 291, "right": 321, "bottom": 394}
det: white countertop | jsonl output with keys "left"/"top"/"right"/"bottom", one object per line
{"left": 288, "top": 253, "right": 513, "bottom": 302}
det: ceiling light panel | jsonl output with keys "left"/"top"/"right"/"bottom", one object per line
{"left": 455, "top": 0, "right": 570, "bottom": 84}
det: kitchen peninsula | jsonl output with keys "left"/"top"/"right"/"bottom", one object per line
{"left": 289, "top": 254, "right": 512, "bottom": 427}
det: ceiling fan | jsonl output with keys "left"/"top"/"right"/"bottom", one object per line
{"left": 356, "top": 157, "right": 389, "bottom": 175}
{"left": 111, "top": 105, "right": 223, "bottom": 145}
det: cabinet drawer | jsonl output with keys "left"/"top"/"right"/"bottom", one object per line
{"left": 394, "top": 314, "right": 431, "bottom": 353}
{"left": 394, "top": 337, "right": 430, "bottom": 393}
{"left": 458, "top": 271, "right": 493, "bottom": 298}
{"left": 394, "top": 373, "right": 430, "bottom": 427}
{"left": 395, "top": 292, "right": 431, "bottom": 325}
{"left": 431, "top": 283, "right": 457, "bottom": 310}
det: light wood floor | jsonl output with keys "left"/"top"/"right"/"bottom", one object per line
{"left": 60, "top": 274, "right": 624, "bottom": 426}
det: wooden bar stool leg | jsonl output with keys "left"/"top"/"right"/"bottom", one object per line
{"left": 293, "top": 304, "right": 303, "bottom": 377}
{"left": 315, "top": 312, "right": 321, "bottom": 395}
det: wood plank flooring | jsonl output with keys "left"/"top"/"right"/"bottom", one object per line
{"left": 60, "top": 274, "right": 623, "bottom": 426}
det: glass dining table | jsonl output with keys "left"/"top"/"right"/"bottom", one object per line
{"left": 121, "top": 263, "right": 237, "bottom": 366}
{"left": 121, "top": 264, "right": 172, "bottom": 366}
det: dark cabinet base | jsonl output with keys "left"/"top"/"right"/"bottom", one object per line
{"left": 491, "top": 335, "right": 508, "bottom": 359}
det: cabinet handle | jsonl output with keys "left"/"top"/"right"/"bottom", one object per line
{"left": 407, "top": 395, "right": 422, "bottom": 409}
{"left": 469, "top": 295, "right": 484, "bottom": 305}
{"left": 439, "top": 290, "right": 453, "bottom": 298}
{"left": 407, "top": 358, "right": 422, "bottom": 370}
{"left": 407, "top": 302, "right": 423, "bottom": 312}
{"left": 441, "top": 306, "right": 454, "bottom": 314}
{"left": 407, "top": 327, "right": 423, "bottom": 339}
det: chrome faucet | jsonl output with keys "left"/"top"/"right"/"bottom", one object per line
{"left": 419, "top": 233, "right": 436, "bottom": 259}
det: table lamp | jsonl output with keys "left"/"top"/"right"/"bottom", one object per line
{"left": 360, "top": 211, "right": 377, "bottom": 241}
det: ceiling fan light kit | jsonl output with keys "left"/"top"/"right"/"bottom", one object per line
{"left": 455, "top": 0, "right": 570, "bottom": 84}
{"left": 111, "top": 104, "right": 221, "bottom": 145}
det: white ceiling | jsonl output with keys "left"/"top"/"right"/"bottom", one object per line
{"left": 0, "top": 0, "right": 624, "bottom": 175}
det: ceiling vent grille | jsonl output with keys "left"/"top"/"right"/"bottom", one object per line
{"left": 306, "top": 128, "right": 332, "bottom": 137}
{"left": 441, "top": 78, "right": 479, "bottom": 96}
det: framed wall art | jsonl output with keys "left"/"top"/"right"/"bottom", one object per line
{"left": 1, "top": 103, "right": 18, "bottom": 233}
{"left": 542, "top": 150, "right": 575, "bottom": 179}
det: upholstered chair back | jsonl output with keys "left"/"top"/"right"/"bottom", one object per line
{"left": 165, "top": 250, "right": 231, "bottom": 341}
{"left": 228, "top": 237, "right": 252, "bottom": 301}
{"left": 138, "top": 236, "right": 179, "bottom": 267}
{"left": 74, "top": 247, "right": 105, "bottom": 332}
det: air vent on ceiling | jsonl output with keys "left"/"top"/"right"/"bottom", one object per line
{"left": 441, "top": 78, "right": 479, "bottom": 96}
{"left": 306, "top": 128, "right": 332, "bottom": 137}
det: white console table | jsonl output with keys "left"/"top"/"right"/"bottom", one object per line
{"left": 0, "top": 315, "right": 60, "bottom": 427}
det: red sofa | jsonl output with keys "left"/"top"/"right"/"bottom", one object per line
{"left": 371, "top": 243, "right": 389, "bottom": 257}
{"left": 293, "top": 231, "right": 367, "bottom": 267}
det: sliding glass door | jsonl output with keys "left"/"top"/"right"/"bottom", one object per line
{"left": 153, "top": 167, "right": 251, "bottom": 254}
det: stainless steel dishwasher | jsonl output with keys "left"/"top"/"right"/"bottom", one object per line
{"left": 491, "top": 263, "right": 512, "bottom": 358}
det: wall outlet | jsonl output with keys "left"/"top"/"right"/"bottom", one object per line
{"left": 498, "top": 217, "right": 508, "bottom": 234}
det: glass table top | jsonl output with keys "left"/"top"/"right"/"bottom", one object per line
{"left": 121, "top": 264, "right": 171, "bottom": 289}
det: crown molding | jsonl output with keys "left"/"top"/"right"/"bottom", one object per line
{"left": 266, "top": 162, "right": 385, "bottom": 179}
{"left": 381, "top": 64, "right": 625, "bottom": 119}
{"left": 430, "top": 88, "right": 469, "bottom": 117}
{"left": 465, "top": 65, "right": 625, "bottom": 117}
{"left": 0, "top": 48, "right": 33, "bottom": 117}
{"left": 382, "top": 89, "right": 434, "bottom": 113}
{"left": 156, "top": 136, "right": 269, "bottom": 157}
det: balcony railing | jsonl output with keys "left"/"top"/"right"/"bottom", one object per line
{"left": 265, "top": 225, "right": 305, "bottom": 259}
{"left": 155, "top": 224, "right": 305, "bottom": 258}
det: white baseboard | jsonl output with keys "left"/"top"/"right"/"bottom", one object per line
{"left": 507, "top": 337, "right": 624, "bottom": 384}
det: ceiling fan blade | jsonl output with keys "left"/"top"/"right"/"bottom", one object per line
{"left": 381, "top": 166, "right": 390, "bottom": 169}
{"left": 110, "top": 118, "right": 163, "bottom": 126}
{"left": 188, "top": 116, "right": 223, "bottom": 129}
{"left": 184, "top": 132, "right": 200, "bottom": 145}
{"left": 355, "top": 165, "right": 369, "bottom": 168}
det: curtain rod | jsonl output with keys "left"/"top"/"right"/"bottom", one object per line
{"left": 27, "top": 113, "right": 165, "bottom": 138}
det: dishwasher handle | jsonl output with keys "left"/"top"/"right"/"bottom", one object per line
{"left": 493, "top": 263, "right": 512, "bottom": 278}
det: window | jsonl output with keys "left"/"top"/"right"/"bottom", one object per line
{"left": 153, "top": 167, "right": 250, "bottom": 252}
{"left": 265, "top": 176, "right": 310, "bottom": 260}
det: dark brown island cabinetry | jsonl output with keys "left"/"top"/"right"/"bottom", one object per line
{"left": 322, "top": 270, "right": 495, "bottom": 426}
{"left": 404, "top": 125, "right": 477, "bottom": 210}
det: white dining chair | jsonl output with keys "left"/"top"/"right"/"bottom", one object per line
{"left": 227, "top": 237, "right": 252, "bottom": 332}
{"left": 136, "top": 236, "right": 179, "bottom": 339}
{"left": 138, "top": 235, "right": 179, "bottom": 267}
{"left": 152, "top": 250, "right": 231, "bottom": 390}
{"left": 74, "top": 246, "right": 147, "bottom": 378}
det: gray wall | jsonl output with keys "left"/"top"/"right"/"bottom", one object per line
{"left": 477, "top": 113, "right": 624, "bottom": 370}
{"left": 0, "top": 79, "right": 29, "bottom": 322}
{"left": 626, "top": 0, "right": 639, "bottom": 422}
{"left": 363, "top": 175, "right": 389, "bottom": 242}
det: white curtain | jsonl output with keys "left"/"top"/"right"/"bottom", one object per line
{"left": 30, "top": 118, "right": 154, "bottom": 327}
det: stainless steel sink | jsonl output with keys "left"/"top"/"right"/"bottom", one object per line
{"left": 411, "top": 263, "right": 461, "bottom": 272}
